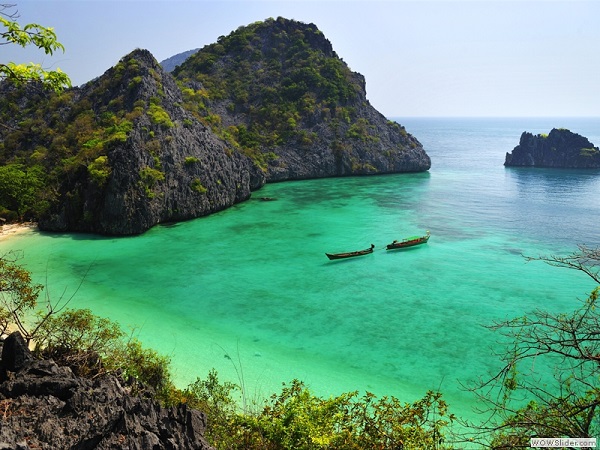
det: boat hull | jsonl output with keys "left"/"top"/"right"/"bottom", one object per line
{"left": 326, "top": 244, "right": 375, "bottom": 260}
{"left": 386, "top": 233, "right": 430, "bottom": 250}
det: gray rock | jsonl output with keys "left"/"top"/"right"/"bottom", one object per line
{"left": 0, "top": 332, "right": 214, "bottom": 450}
{"left": 160, "top": 49, "right": 200, "bottom": 73}
{"left": 505, "top": 128, "right": 600, "bottom": 168}
{"left": 0, "top": 332, "right": 32, "bottom": 376}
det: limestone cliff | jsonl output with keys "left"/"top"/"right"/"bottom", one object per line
{"left": 0, "top": 17, "right": 430, "bottom": 236}
{"left": 505, "top": 128, "right": 600, "bottom": 168}
{"left": 38, "top": 49, "right": 264, "bottom": 235}
{"left": 174, "top": 17, "right": 430, "bottom": 181}
{"left": 0, "top": 50, "right": 264, "bottom": 235}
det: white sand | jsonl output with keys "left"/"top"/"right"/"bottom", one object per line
{"left": 0, "top": 222, "right": 38, "bottom": 241}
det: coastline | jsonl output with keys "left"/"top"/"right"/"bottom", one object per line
{"left": 0, "top": 222, "right": 38, "bottom": 241}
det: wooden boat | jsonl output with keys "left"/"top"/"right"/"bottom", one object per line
{"left": 326, "top": 244, "right": 375, "bottom": 260}
{"left": 386, "top": 231, "right": 430, "bottom": 250}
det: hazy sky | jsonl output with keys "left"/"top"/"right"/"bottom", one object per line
{"left": 3, "top": 0, "right": 599, "bottom": 117}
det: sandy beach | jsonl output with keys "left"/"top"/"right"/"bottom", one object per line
{"left": 0, "top": 223, "right": 38, "bottom": 241}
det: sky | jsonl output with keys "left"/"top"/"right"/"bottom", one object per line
{"left": 2, "top": 0, "right": 599, "bottom": 117}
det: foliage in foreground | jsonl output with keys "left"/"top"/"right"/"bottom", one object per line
{"left": 0, "top": 250, "right": 172, "bottom": 398}
{"left": 0, "top": 4, "right": 71, "bottom": 92}
{"left": 180, "top": 373, "right": 454, "bottom": 449}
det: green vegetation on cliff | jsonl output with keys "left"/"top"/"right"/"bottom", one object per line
{"left": 174, "top": 17, "right": 380, "bottom": 168}
{"left": 0, "top": 52, "right": 172, "bottom": 222}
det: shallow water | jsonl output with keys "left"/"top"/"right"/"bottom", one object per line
{"left": 2, "top": 117, "right": 599, "bottom": 422}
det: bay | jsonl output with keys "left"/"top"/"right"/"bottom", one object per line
{"left": 1, "top": 117, "right": 599, "bottom": 421}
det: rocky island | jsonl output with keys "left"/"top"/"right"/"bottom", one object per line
{"left": 0, "top": 17, "right": 430, "bottom": 236}
{"left": 504, "top": 128, "right": 600, "bottom": 168}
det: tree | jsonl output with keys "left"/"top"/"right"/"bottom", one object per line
{"left": 0, "top": 163, "right": 47, "bottom": 220}
{"left": 0, "top": 249, "right": 81, "bottom": 343}
{"left": 0, "top": 249, "right": 43, "bottom": 340}
{"left": 465, "top": 245, "right": 600, "bottom": 448}
{"left": 0, "top": 3, "right": 71, "bottom": 92}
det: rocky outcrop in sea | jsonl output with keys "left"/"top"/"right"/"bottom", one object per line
{"left": 504, "top": 128, "right": 600, "bottom": 168}
{"left": 0, "top": 332, "right": 214, "bottom": 450}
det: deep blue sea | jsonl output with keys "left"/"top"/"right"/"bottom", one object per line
{"left": 1, "top": 117, "right": 599, "bottom": 424}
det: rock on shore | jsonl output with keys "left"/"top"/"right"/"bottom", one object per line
{"left": 0, "top": 332, "right": 214, "bottom": 450}
{"left": 504, "top": 128, "right": 600, "bottom": 168}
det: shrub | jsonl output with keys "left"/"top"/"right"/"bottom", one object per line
{"left": 227, "top": 381, "right": 453, "bottom": 450}
{"left": 87, "top": 155, "right": 111, "bottom": 186}
{"left": 191, "top": 178, "right": 207, "bottom": 194}
{"left": 34, "top": 308, "right": 124, "bottom": 377}
{"left": 184, "top": 156, "right": 200, "bottom": 166}
{"left": 139, "top": 166, "right": 165, "bottom": 198}
{"left": 140, "top": 166, "right": 165, "bottom": 185}
{"left": 111, "top": 338, "right": 172, "bottom": 396}
{"left": 148, "top": 104, "right": 174, "bottom": 129}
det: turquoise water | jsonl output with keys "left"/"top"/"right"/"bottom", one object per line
{"left": 1, "top": 117, "right": 599, "bottom": 422}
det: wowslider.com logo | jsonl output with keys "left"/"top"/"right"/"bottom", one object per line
{"left": 530, "top": 437, "right": 597, "bottom": 448}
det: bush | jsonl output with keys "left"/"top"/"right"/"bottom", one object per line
{"left": 139, "top": 166, "right": 165, "bottom": 198}
{"left": 148, "top": 104, "right": 174, "bottom": 129}
{"left": 34, "top": 308, "right": 123, "bottom": 377}
{"left": 219, "top": 380, "right": 453, "bottom": 450}
{"left": 184, "top": 156, "right": 200, "bottom": 166}
{"left": 87, "top": 155, "right": 111, "bottom": 186}
{"left": 191, "top": 178, "right": 207, "bottom": 194}
{"left": 111, "top": 338, "right": 172, "bottom": 396}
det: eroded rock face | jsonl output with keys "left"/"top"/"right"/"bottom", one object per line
{"left": 175, "top": 18, "right": 431, "bottom": 183}
{"left": 37, "top": 49, "right": 265, "bottom": 235}
{"left": 505, "top": 128, "right": 600, "bottom": 168}
{"left": 0, "top": 332, "right": 214, "bottom": 450}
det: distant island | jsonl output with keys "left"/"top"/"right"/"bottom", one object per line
{"left": 159, "top": 48, "right": 199, "bottom": 73}
{"left": 0, "top": 17, "right": 430, "bottom": 236}
{"left": 504, "top": 128, "right": 600, "bottom": 168}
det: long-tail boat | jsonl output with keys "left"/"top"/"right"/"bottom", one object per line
{"left": 326, "top": 244, "right": 375, "bottom": 260}
{"left": 386, "top": 231, "right": 430, "bottom": 250}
